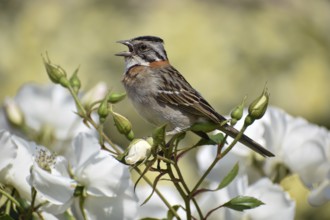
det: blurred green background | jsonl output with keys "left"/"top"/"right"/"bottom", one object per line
{"left": 1, "top": 0, "right": 330, "bottom": 219}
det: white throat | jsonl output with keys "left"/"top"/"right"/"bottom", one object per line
{"left": 125, "top": 56, "right": 150, "bottom": 71}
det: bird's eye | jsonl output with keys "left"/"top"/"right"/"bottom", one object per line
{"left": 139, "top": 44, "right": 148, "bottom": 51}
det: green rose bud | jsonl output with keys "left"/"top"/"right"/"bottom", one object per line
{"left": 43, "top": 55, "right": 69, "bottom": 87}
{"left": 230, "top": 96, "right": 246, "bottom": 125}
{"left": 244, "top": 115, "right": 255, "bottom": 127}
{"left": 107, "top": 92, "right": 126, "bottom": 104}
{"left": 97, "top": 98, "right": 109, "bottom": 123}
{"left": 248, "top": 86, "right": 269, "bottom": 120}
{"left": 127, "top": 130, "right": 135, "bottom": 141}
{"left": 112, "top": 111, "right": 133, "bottom": 137}
{"left": 69, "top": 69, "right": 81, "bottom": 94}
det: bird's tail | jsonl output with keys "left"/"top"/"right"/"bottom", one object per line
{"left": 220, "top": 125, "right": 274, "bottom": 157}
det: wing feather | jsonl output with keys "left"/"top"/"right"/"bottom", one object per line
{"left": 156, "top": 66, "right": 226, "bottom": 123}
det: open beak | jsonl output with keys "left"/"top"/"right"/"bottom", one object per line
{"left": 115, "top": 40, "right": 133, "bottom": 57}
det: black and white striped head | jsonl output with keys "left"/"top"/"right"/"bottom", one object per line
{"left": 116, "top": 36, "right": 168, "bottom": 70}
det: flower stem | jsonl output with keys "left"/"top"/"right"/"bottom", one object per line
{"left": 66, "top": 85, "right": 121, "bottom": 154}
{"left": 167, "top": 162, "right": 191, "bottom": 220}
{"left": 134, "top": 167, "right": 181, "bottom": 219}
{"left": 173, "top": 162, "right": 204, "bottom": 219}
{"left": 67, "top": 86, "right": 87, "bottom": 117}
{"left": 79, "top": 195, "right": 88, "bottom": 220}
{"left": 26, "top": 188, "right": 37, "bottom": 219}
{"left": 0, "top": 188, "right": 21, "bottom": 208}
{"left": 191, "top": 125, "right": 247, "bottom": 196}
{"left": 221, "top": 125, "right": 247, "bottom": 158}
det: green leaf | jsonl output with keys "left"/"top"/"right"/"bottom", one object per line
{"left": 0, "top": 214, "right": 15, "bottom": 220}
{"left": 190, "top": 121, "right": 218, "bottom": 133}
{"left": 208, "top": 133, "right": 225, "bottom": 145}
{"left": 217, "top": 163, "right": 239, "bottom": 190}
{"left": 133, "top": 160, "right": 156, "bottom": 192}
{"left": 167, "top": 205, "right": 180, "bottom": 220}
{"left": 140, "top": 172, "right": 166, "bottom": 206}
{"left": 152, "top": 124, "right": 167, "bottom": 146}
{"left": 191, "top": 163, "right": 239, "bottom": 198}
{"left": 193, "top": 138, "right": 217, "bottom": 148}
{"left": 223, "top": 196, "right": 264, "bottom": 211}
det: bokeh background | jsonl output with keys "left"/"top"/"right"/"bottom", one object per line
{"left": 1, "top": 0, "right": 329, "bottom": 219}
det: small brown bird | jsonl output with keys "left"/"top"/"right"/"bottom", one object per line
{"left": 116, "top": 36, "right": 274, "bottom": 157}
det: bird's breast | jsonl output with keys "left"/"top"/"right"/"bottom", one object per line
{"left": 122, "top": 65, "right": 160, "bottom": 101}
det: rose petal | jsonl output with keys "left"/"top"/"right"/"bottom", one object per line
{"left": 30, "top": 163, "right": 76, "bottom": 205}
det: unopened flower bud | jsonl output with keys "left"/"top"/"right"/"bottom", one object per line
{"left": 230, "top": 96, "right": 246, "bottom": 125}
{"left": 125, "top": 139, "right": 152, "bottom": 165}
{"left": 112, "top": 111, "right": 133, "bottom": 138}
{"left": 69, "top": 69, "right": 81, "bottom": 94}
{"left": 107, "top": 92, "right": 126, "bottom": 104}
{"left": 97, "top": 99, "right": 109, "bottom": 123}
{"left": 244, "top": 115, "right": 255, "bottom": 127}
{"left": 127, "top": 130, "right": 135, "bottom": 141}
{"left": 4, "top": 98, "right": 24, "bottom": 127}
{"left": 43, "top": 55, "right": 69, "bottom": 87}
{"left": 248, "top": 86, "right": 269, "bottom": 120}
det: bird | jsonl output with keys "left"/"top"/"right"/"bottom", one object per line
{"left": 116, "top": 36, "right": 274, "bottom": 157}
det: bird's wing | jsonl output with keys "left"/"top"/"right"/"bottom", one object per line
{"left": 155, "top": 65, "right": 227, "bottom": 123}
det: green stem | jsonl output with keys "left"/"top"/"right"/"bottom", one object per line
{"left": 5, "top": 199, "right": 11, "bottom": 215}
{"left": 221, "top": 125, "right": 247, "bottom": 158}
{"left": 173, "top": 163, "right": 190, "bottom": 195}
{"left": 191, "top": 125, "right": 247, "bottom": 196}
{"left": 0, "top": 188, "right": 21, "bottom": 208}
{"left": 26, "top": 188, "right": 37, "bottom": 219}
{"left": 88, "top": 118, "right": 121, "bottom": 154}
{"left": 67, "top": 85, "right": 121, "bottom": 154}
{"left": 157, "top": 155, "right": 176, "bottom": 165}
{"left": 80, "top": 195, "right": 88, "bottom": 220}
{"left": 67, "top": 86, "right": 87, "bottom": 117}
{"left": 167, "top": 163, "right": 190, "bottom": 220}
{"left": 30, "top": 187, "right": 37, "bottom": 210}
{"left": 173, "top": 163, "right": 203, "bottom": 219}
{"left": 133, "top": 167, "right": 181, "bottom": 220}
{"left": 192, "top": 198, "right": 203, "bottom": 220}
{"left": 190, "top": 150, "right": 219, "bottom": 197}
